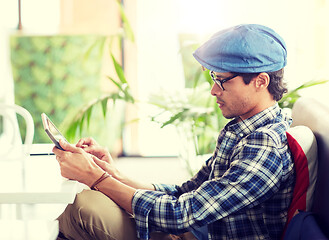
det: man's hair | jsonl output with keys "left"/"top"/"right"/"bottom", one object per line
{"left": 232, "top": 69, "right": 287, "bottom": 101}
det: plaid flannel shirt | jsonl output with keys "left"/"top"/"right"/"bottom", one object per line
{"left": 132, "top": 104, "right": 295, "bottom": 240}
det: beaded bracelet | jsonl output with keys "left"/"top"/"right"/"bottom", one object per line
{"left": 90, "top": 172, "right": 111, "bottom": 191}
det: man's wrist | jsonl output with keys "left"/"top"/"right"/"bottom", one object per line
{"left": 86, "top": 169, "right": 106, "bottom": 187}
{"left": 112, "top": 170, "right": 126, "bottom": 183}
{"left": 90, "top": 172, "right": 112, "bottom": 190}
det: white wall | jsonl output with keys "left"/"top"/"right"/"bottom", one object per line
{"left": 0, "top": 1, "right": 17, "bottom": 104}
{"left": 132, "top": 0, "right": 185, "bottom": 156}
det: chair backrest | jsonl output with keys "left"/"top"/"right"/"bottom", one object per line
{"left": 291, "top": 97, "right": 329, "bottom": 237}
{"left": 282, "top": 125, "right": 318, "bottom": 237}
{"left": 0, "top": 104, "right": 34, "bottom": 160}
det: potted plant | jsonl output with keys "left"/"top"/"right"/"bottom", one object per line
{"left": 61, "top": 0, "right": 135, "bottom": 156}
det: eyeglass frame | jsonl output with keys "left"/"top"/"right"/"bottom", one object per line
{"left": 210, "top": 71, "right": 240, "bottom": 91}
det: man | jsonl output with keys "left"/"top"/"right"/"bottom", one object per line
{"left": 54, "top": 24, "right": 294, "bottom": 240}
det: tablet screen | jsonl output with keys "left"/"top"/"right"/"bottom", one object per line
{"left": 46, "top": 117, "right": 64, "bottom": 142}
{"left": 41, "top": 113, "right": 67, "bottom": 150}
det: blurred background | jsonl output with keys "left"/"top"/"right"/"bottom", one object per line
{"left": 1, "top": 0, "right": 328, "bottom": 162}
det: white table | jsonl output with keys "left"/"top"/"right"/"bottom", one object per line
{"left": 0, "top": 145, "right": 86, "bottom": 239}
{"left": 0, "top": 147, "right": 86, "bottom": 220}
{"left": 0, "top": 155, "right": 85, "bottom": 205}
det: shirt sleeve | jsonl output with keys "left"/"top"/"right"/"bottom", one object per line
{"left": 132, "top": 132, "right": 285, "bottom": 240}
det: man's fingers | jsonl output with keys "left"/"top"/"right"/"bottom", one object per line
{"left": 76, "top": 138, "right": 90, "bottom": 148}
{"left": 76, "top": 137, "right": 96, "bottom": 148}
{"left": 92, "top": 156, "right": 109, "bottom": 172}
{"left": 59, "top": 139, "right": 81, "bottom": 153}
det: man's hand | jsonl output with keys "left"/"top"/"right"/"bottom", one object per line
{"left": 76, "top": 137, "right": 121, "bottom": 180}
{"left": 56, "top": 137, "right": 155, "bottom": 192}
{"left": 76, "top": 137, "right": 113, "bottom": 164}
{"left": 53, "top": 139, "right": 104, "bottom": 187}
{"left": 54, "top": 139, "right": 136, "bottom": 214}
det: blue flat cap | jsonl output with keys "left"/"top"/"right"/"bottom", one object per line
{"left": 193, "top": 24, "right": 287, "bottom": 73}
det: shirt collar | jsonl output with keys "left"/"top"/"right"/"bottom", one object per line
{"left": 225, "top": 103, "right": 290, "bottom": 138}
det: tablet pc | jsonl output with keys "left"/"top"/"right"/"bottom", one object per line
{"left": 41, "top": 113, "right": 68, "bottom": 150}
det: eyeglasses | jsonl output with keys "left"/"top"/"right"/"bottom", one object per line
{"left": 210, "top": 71, "right": 239, "bottom": 91}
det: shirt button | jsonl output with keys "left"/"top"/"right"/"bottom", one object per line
{"left": 239, "top": 133, "right": 244, "bottom": 138}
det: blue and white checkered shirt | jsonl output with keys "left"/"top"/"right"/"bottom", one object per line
{"left": 132, "top": 104, "right": 294, "bottom": 240}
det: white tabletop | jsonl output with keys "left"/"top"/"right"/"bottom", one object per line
{"left": 0, "top": 153, "right": 85, "bottom": 204}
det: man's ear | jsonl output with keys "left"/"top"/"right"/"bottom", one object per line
{"left": 254, "top": 72, "right": 270, "bottom": 91}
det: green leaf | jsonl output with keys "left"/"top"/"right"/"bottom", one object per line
{"left": 86, "top": 106, "right": 93, "bottom": 128}
{"left": 65, "top": 120, "right": 79, "bottom": 141}
{"left": 101, "top": 98, "right": 108, "bottom": 117}
{"left": 279, "top": 79, "right": 328, "bottom": 109}
{"left": 84, "top": 37, "right": 106, "bottom": 61}
{"left": 110, "top": 53, "right": 127, "bottom": 84}
{"left": 116, "top": 0, "right": 135, "bottom": 42}
{"left": 107, "top": 75, "right": 135, "bottom": 103}
{"left": 79, "top": 114, "right": 85, "bottom": 136}
{"left": 161, "top": 109, "right": 189, "bottom": 128}
{"left": 296, "top": 79, "right": 328, "bottom": 90}
{"left": 108, "top": 76, "right": 125, "bottom": 91}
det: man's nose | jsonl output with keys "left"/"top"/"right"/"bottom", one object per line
{"left": 211, "top": 83, "right": 222, "bottom": 96}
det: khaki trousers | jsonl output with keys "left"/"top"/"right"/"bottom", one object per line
{"left": 57, "top": 190, "right": 197, "bottom": 240}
